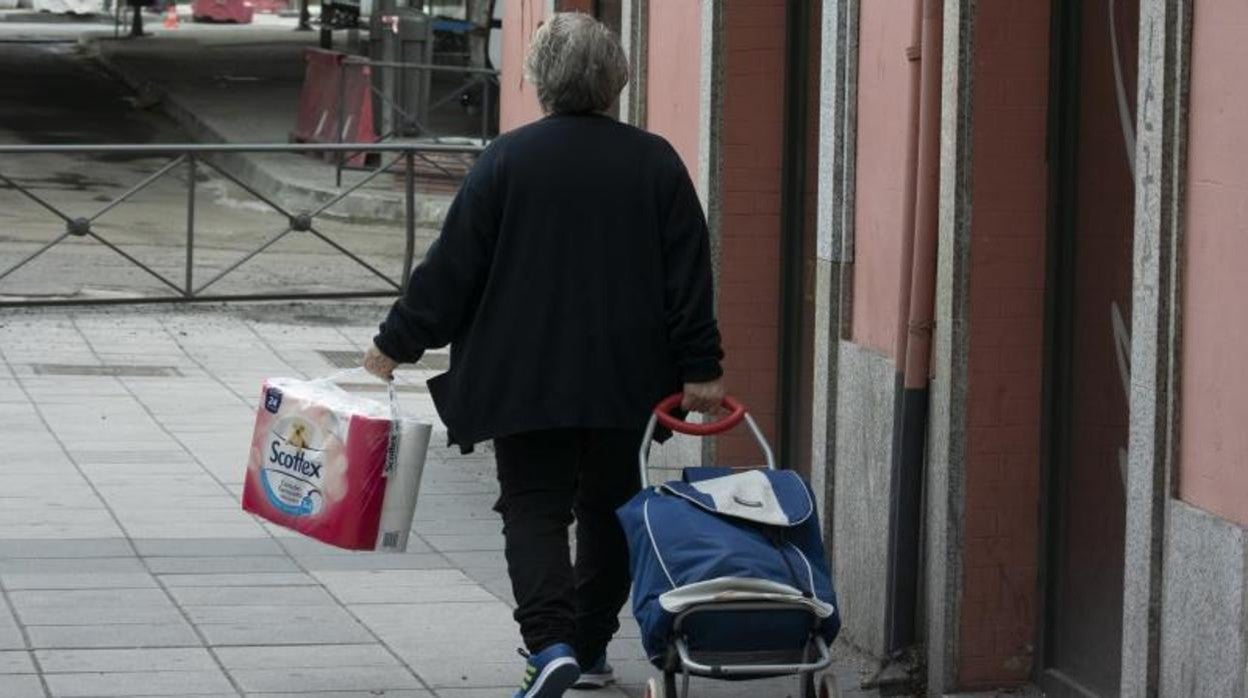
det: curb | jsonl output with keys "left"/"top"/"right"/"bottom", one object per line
{"left": 82, "top": 38, "right": 453, "bottom": 226}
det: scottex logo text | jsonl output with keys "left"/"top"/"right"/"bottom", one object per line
{"left": 268, "top": 442, "right": 323, "bottom": 478}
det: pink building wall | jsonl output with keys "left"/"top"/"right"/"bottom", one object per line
{"left": 498, "top": 0, "right": 548, "bottom": 133}
{"left": 849, "top": 0, "right": 914, "bottom": 357}
{"left": 643, "top": 0, "right": 703, "bottom": 179}
{"left": 1178, "top": 0, "right": 1248, "bottom": 527}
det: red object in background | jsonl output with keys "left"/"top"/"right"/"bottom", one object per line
{"left": 291, "top": 49, "right": 377, "bottom": 168}
{"left": 246, "top": 0, "right": 287, "bottom": 13}
{"left": 191, "top": 0, "right": 255, "bottom": 24}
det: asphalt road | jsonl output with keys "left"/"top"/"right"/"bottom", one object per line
{"left": 0, "top": 40, "right": 429, "bottom": 303}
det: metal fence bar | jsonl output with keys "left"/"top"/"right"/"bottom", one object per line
{"left": 414, "top": 151, "right": 458, "bottom": 180}
{"left": 185, "top": 155, "right": 196, "bottom": 296}
{"left": 0, "top": 290, "right": 399, "bottom": 309}
{"left": 307, "top": 226, "right": 401, "bottom": 290}
{"left": 0, "top": 233, "right": 71, "bottom": 284}
{"left": 198, "top": 157, "right": 296, "bottom": 219}
{"left": 0, "top": 142, "right": 484, "bottom": 307}
{"left": 87, "top": 232, "right": 185, "bottom": 294}
{"left": 88, "top": 155, "right": 187, "bottom": 223}
{"left": 0, "top": 173, "right": 73, "bottom": 223}
{"left": 193, "top": 227, "right": 294, "bottom": 296}
{"left": 313, "top": 153, "right": 404, "bottom": 219}
{"left": 402, "top": 152, "right": 415, "bottom": 291}
{"left": 0, "top": 143, "right": 482, "bottom": 155}
{"left": 343, "top": 57, "right": 500, "bottom": 76}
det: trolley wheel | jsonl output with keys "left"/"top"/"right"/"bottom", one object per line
{"left": 643, "top": 677, "right": 665, "bottom": 698}
{"left": 818, "top": 673, "right": 841, "bottom": 698}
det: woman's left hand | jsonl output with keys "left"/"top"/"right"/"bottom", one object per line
{"left": 363, "top": 344, "right": 398, "bottom": 381}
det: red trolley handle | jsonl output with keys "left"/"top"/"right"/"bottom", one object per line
{"left": 653, "top": 393, "right": 747, "bottom": 436}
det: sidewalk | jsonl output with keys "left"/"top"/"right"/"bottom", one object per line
{"left": 0, "top": 304, "right": 878, "bottom": 697}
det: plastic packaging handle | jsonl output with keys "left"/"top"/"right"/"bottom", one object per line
{"left": 653, "top": 393, "right": 746, "bottom": 436}
{"left": 315, "top": 368, "right": 403, "bottom": 474}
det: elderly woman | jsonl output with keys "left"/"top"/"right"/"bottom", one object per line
{"left": 365, "top": 12, "right": 724, "bottom": 698}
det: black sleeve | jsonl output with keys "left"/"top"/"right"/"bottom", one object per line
{"left": 373, "top": 179, "right": 496, "bottom": 364}
{"left": 661, "top": 158, "right": 724, "bottom": 383}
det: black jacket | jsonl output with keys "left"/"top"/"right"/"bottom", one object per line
{"left": 375, "top": 112, "right": 723, "bottom": 450}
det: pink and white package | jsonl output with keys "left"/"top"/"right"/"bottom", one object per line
{"left": 242, "top": 375, "right": 429, "bottom": 551}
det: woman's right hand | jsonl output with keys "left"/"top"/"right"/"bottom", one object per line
{"left": 681, "top": 378, "right": 725, "bottom": 414}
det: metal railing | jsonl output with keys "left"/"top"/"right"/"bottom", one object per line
{"left": 334, "top": 57, "right": 498, "bottom": 185}
{"left": 0, "top": 142, "right": 482, "bottom": 308}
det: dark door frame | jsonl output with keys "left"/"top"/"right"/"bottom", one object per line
{"left": 1037, "top": 0, "right": 1087, "bottom": 694}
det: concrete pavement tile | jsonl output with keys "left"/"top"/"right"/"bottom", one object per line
{"left": 279, "top": 536, "right": 431, "bottom": 556}
{"left": 411, "top": 659, "right": 520, "bottom": 690}
{"left": 293, "top": 553, "right": 452, "bottom": 572}
{"left": 145, "top": 557, "right": 300, "bottom": 575}
{"left": 0, "top": 674, "right": 45, "bottom": 698}
{"left": 43, "top": 669, "right": 235, "bottom": 697}
{"left": 2, "top": 574, "right": 158, "bottom": 591}
{"left": 248, "top": 692, "right": 431, "bottom": 698}
{"left": 227, "top": 666, "right": 423, "bottom": 694}
{"left": 438, "top": 551, "right": 506, "bottom": 572}
{"left": 214, "top": 644, "right": 396, "bottom": 670}
{"left": 157, "top": 573, "right": 316, "bottom": 588}
{"left": 312, "top": 570, "right": 483, "bottom": 605}
{"left": 412, "top": 520, "right": 504, "bottom": 538}
{"left": 340, "top": 586, "right": 496, "bottom": 606}
{"left": 0, "top": 522, "right": 127, "bottom": 540}
{"left": 121, "top": 524, "right": 272, "bottom": 540}
{"left": 25, "top": 622, "right": 201, "bottom": 649}
{"left": 190, "top": 606, "right": 375, "bottom": 647}
{"left": 0, "top": 650, "right": 37, "bottom": 673}
{"left": 167, "top": 585, "right": 337, "bottom": 607}
{"left": 0, "top": 540, "right": 133, "bottom": 559}
{"left": 412, "top": 495, "right": 498, "bottom": 521}
{"left": 0, "top": 558, "right": 147, "bottom": 576}
{"left": 12, "top": 603, "right": 183, "bottom": 628}
{"left": 132, "top": 539, "right": 285, "bottom": 558}
{"left": 0, "top": 610, "right": 25, "bottom": 650}
{"left": 9, "top": 588, "right": 172, "bottom": 611}
{"left": 35, "top": 648, "right": 217, "bottom": 673}
{"left": 418, "top": 534, "right": 505, "bottom": 552}
{"left": 350, "top": 602, "right": 520, "bottom": 663}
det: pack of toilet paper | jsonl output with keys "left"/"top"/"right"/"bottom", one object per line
{"left": 242, "top": 372, "right": 431, "bottom": 552}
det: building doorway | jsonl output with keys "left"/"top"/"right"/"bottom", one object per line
{"left": 1041, "top": 0, "right": 1138, "bottom": 695}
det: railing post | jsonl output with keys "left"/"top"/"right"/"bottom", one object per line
{"left": 185, "top": 153, "right": 196, "bottom": 297}
{"left": 480, "top": 77, "right": 489, "bottom": 142}
{"left": 403, "top": 150, "right": 416, "bottom": 292}
{"left": 336, "top": 59, "right": 347, "bottom": 188}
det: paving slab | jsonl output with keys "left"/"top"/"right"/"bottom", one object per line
{"left": 34, "top": 648, "right": 218, "bottom": 674}
{"left": 43, "top": 669, "right": 236, "bottom": 697}
{"left": 0, "top": 650, "right": 37, "bottom": 673}
{"left": 25, "top": 622, "right": 201, "bottom": 650}
{"left": 1, "top": 674, "right": 47, "bottom": 698}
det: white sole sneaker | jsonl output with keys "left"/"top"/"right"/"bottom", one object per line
{"left": 572, "top": 670, "right": 615, "bottom": 690}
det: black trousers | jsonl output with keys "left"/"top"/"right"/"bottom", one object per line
{"left": 493, "top": 428, "right": 643, "bottom": 664}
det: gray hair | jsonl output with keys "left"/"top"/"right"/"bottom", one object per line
{"left": 524, "top": 12, "right": 629, "bottom": 115}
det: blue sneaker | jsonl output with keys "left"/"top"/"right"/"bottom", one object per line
{"left": 513, "top": 643, "right": 581, "bottom": 698}
{"left": 572, "top": 654, "right": 615, "bottom": 689}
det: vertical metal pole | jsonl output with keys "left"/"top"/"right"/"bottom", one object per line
{"left": 336, "top": 61, "right": 347, "bottom": 187}
{"left": 297, "top": 0, "right": 311, "bottom": 30}
{"left": 185, "top": 154, "right": 196, "bottom": 296}
{"left": 130, "top": 3, "right": 144, "bottom": 37}
{"left": 402, "top": 151, "right": 416, "bottom": 291}
{"left": 480, "top": 78, "right": 490, "bottom": 141}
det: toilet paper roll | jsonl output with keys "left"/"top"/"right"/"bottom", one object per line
{"left": 374, "top": 418, "right": 432, "bottom": 552}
